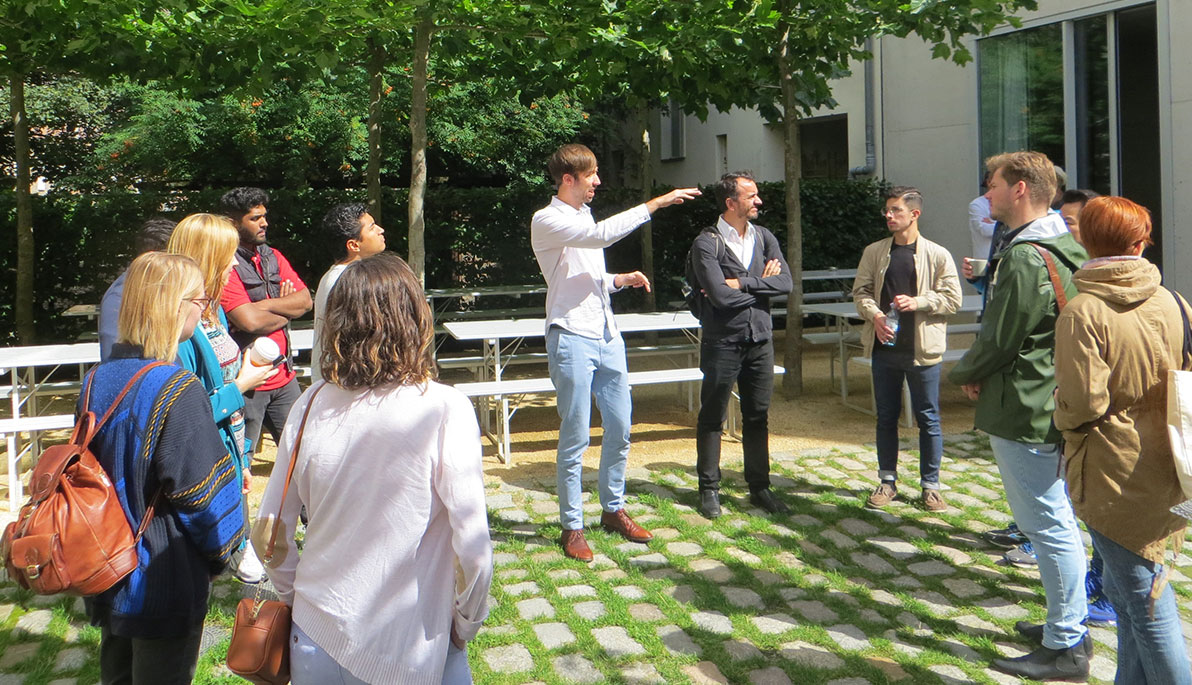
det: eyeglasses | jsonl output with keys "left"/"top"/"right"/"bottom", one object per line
{"left": 187, "top": 296, "right": 213, "bottom": 310}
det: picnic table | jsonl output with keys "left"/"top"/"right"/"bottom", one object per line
{"left": 802, "top": 295, "right": 983, "bottom": 416}
{"left": 0, "top": 342, "right": 100, "bottom": 509}
{"left": 442, "top": 311, "right": 704, "bottom": 463}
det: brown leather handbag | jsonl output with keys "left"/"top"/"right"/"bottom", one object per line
{"left": 1, "top": 362, "right": 166, "bottom": 596}
{"left": 227, "top": 383, "right": 325, "bottom": 685}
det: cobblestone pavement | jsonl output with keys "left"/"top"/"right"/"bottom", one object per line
{"left": 0, "top": 432, "right": 1190, "bottom": 684}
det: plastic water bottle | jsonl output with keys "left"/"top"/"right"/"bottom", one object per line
{"left": 882, "top": 306, "right": 899, "bottom": 346}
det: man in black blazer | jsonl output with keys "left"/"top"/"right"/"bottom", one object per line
{"left": 689, "top": 171, "right": 793, "bottom": 518}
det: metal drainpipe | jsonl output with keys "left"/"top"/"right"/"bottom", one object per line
{"left": 850, "top": 37, "right": 877, "bottom": 178}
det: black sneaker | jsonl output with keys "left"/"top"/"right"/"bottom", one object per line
{"left": 699, "top": 490, "right": 722, "bottom": 519}
{"left": 984, "top": 522, "right": 1028, "bottom": 549}
{"left": 749, "top": 489, "right": 789, "bottom": 514}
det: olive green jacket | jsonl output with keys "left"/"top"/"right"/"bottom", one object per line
{"left": 948, "top": 215, "right": 1087, "bottom": 443}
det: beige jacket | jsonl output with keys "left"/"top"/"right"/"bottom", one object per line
{"left": 853, "top": 236, "right": 962, "bottom": 364}
{"left": 1054, "top": 258, "right": 1187, "bottom": 564}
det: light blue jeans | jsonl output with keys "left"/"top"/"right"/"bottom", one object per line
{"left": 1088, "top": 528, "right": 1192, "bottom": 684}
{"left": 547, "top": 326, "right": 631, "bottom": 530}
{"left": 987, "top": 435, "right": 1088, "bottom": 649}
{"left": 290, "top": 622, "right": 472, "bottom": 684}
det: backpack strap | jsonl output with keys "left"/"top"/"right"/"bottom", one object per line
{"left": 1027, "top": 243, "right": 1068, "bottom": 312}
{"left": 1168, "top": 287, "right": 1192, "bottom": 371}
{"left": 77, "top": 361, "right": 167, "bottom": 447}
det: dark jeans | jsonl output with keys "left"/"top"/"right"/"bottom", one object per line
{"left": 243, "top": 376, "right": 302, "bottom": 457}
{"left": 871, "top": 351, "right": 942, "bottom": 488}
{"left": 696, "top": 338, "right": 774, "bottom": 493}
{"left": 100, "top": 620, "right": 203, "bottom": 684}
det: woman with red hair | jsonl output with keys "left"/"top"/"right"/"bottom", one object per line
{"left": 1054, "top": 196, "right": 1191, "bottom": 684}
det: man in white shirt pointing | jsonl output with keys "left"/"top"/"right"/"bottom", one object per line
{"left": 531, "top": 143, "right": 700, "bottom": 561}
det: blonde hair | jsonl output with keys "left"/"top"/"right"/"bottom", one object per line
{"left": 986, "top": 151, "right": 1057, "bottom": 207}
{"left": 166, "top": 213, "right": 238, "bottom": 324}
{"left": 117, "top": 252, "right": 203, "bottom": 362}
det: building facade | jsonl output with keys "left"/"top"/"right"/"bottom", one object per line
{"left": 650, "top": 0, "right": 1185, "bottom": 288}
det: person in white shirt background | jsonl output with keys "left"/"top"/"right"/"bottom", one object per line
{"left": 311, "top": 203, "right": 386, "bottom": 382}
{"left": 530, "top": 143, "right": 700, "bottom": 562}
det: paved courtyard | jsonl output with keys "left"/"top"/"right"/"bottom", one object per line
{"left": 0, "top": 432, "right": 1189, "bottom": 683}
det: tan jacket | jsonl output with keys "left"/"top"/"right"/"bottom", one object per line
{"left": 1054, "top": 258, "right": 1187, "bottom": 564}
{"left": 853, "top": 236, "right": 962, "bottom": 364}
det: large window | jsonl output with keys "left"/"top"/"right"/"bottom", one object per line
{"left": 978, "top": 4, "right": 1160, "bottom": 263}
{"left": 979, "top": 23, "right": 1066, "bottom": 171}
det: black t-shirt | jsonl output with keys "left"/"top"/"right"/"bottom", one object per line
{"left": 875, "top": 241, "right": 917, "bottom": 355}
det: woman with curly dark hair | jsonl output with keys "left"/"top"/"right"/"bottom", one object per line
{"left": 256, "top": 252, "right": 491, "bottom": 684}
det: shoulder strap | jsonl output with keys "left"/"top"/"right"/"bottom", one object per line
{"left": 78, "top": 361, "right": 167, "bottom": 445}
{"left": 264, "top": 382, "right": 327, "bottom": 562}
{"left": 1168, "top": 287, "right": 1192, "bottom": 370}
{"left": 1027, "top": 243, "right": 1068, "bottom": 312}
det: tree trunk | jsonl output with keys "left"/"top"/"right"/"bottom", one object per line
{"left": 635, "top": 105, "right": 656, "bottom": 312}
{"left": 11, "top": 73, "right": 35, "bottom": 343}
{"left": 408, "top": 11, "right": 433, "bottom": 285}
{"left": 778, "top": 22, "right": 804, "bottom": 397}
{"left": 366, "top": 37, "right": 385, "bottom": 226}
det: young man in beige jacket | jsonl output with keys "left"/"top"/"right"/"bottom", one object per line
{"left": 852, "top": 186, "right": 962, "bottom": 511}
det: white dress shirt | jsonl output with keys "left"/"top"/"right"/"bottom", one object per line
{"left": 311, "top": 263, "right": 348, "bottom": 383}
{"left": 717, "top": 216, "right": 755, "bottom": 269}
{"left": 969, "top": 195, "right": 995, "bottom": 258}
{"left": 531, "top": 196, "right": 651, "bottom": 338}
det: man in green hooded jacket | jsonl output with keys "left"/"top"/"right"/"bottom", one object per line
{"left": 949, "top": 151, "right": 1091, "bottom": 682}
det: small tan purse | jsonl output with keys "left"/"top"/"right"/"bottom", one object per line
{"left": 227, "top": 383, "right": 325, "bottom": 685}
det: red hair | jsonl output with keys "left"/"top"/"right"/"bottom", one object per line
{"left": 1078, "top": 196, "right": 1153, "bottom": 258}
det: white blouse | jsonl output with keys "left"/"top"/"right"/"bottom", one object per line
{"left": 255, "top": 380, "right": 492, "bottom": 685}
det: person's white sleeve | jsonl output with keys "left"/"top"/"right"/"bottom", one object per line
{"left": 969, "top": 198, "right": 995, "bottom": 239}
{"left": 532, "top": 204, "right": 650, "bottom": 250}
{"left": 434, "top": 391, "right": 493, "bottom": 642}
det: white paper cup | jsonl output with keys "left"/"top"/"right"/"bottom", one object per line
{"left": 968, "top": 258, "right": 989, "bottom": 278}
{"left": 249, "top": 337, "right": 281, "bottom": 367}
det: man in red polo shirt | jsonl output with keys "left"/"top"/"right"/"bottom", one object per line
{"left": 219, "top": 188, "right": 312, "bottom": 460}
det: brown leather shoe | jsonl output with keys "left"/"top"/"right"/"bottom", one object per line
{"left": 560, "top": 529, "right": 593, "bottom": 562}
{"left": 600, "top": 508, "right": 653, "bottom": 543}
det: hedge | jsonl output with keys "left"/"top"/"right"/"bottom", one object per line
{"left": 0, "top": 178, "right": 888, "bottom": 344}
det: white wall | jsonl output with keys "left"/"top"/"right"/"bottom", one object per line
{"left": 651, "top": 59, "right": 870, "bottom": 188}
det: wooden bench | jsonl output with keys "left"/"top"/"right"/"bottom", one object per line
{"left": 455, "top": 365, "right": 785, "bottom": 465}
{"left": 438, "top": 343, "right": 699, "bottom": 376}
{"left": 1, "top": 414, "right": 76, "bottom": 510}
{"left": 846, "top": 349, "right": 969, "bottom": 425}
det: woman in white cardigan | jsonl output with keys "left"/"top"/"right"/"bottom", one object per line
{"left": 255, "top": 252, "right": 492, "bottom": 685}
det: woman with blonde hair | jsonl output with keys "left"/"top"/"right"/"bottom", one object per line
{"left": 257, "top": 252, "right": 491, "bottom": 684}
{"left": 87, "top": 252, "right": 245, "bottom": 683}
{"left": 1054, "top": 196, "right": 1192, "bottom": 683}
{"left": 168, "top": 213, "right": 274, "bottom": 582}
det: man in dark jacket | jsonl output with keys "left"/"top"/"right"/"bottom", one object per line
{"left": 690, "top": 172, "right": 792, "bottom": 518}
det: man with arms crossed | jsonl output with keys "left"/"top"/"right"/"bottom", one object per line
{"left": 853, "top": 186, "right": 961, "bottom": 512}
{"left": 531, "top": 143, "right": 699, "bottom": 561}
{"left": 949, "top": 152, "right": 1091, "bottom": 681}
{"left": 690, "top": 172, "right": 792, "bottom": 519}
{"left": 312, "top": 203, "right": 387, "bottom": 382}
{"left": 219, "top": 187, "right": 312, "bottom": 459}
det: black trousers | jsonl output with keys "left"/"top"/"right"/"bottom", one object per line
{"left": 696, "top": 338, "right": 774, "bottom": 493}
{"left": 100, "top": 620, "right": 203, "bottom": 685}
{"left": 243, "top": 376, "right": 301, "bottom": 456}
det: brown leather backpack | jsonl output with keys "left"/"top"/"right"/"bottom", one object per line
{"left": 1, "top": 362, "right": 165, "bottom": 596}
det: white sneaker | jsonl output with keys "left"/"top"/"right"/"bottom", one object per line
{"left": 235, "top": 543, "right": 265, "bottom": 584}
